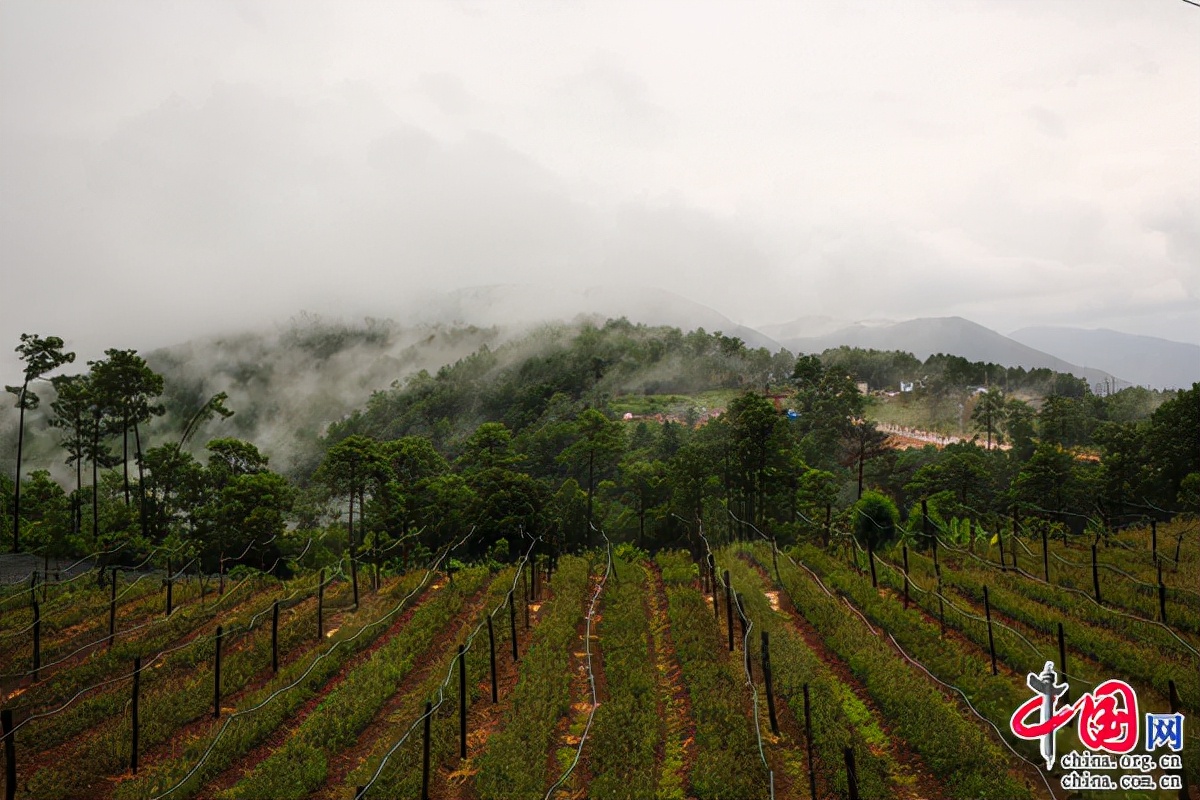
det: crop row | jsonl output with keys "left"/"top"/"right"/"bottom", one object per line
{"left": 21, "top": 581, "right": 351, "bottom": 798}
{"left": 107, "top": 568, "right": 436, "bottom": 800}
{"left": 222, "top": 566, "right": 492, "bottom": 799}
{"left": 17, "top": 574, "right": 332, "bottom": 759}
{"left": 348, "top": 562, "right": 524, "bottom": 798}
{"left": 585, "top": 556, "right": 662, "bottom": 799}
{"left": 866, "top": 541, "right": 1200, "bottom": 792}
{"left": 7, "top": 575, "right": 278, "bottom": 721}
{"left": 474, "top": 555, "right": 592, "bottom": 800}
{"left": 904, "top": 537, "right": 1198, "bottom": 665}
{"left": 898, "top": 543, "right": 1200, "bottom": 714}
{"left": 642, "top": 562, "right": 689, "bottom": 800}
{"left": 718, "top": 553, "right": 895, "bottom": 799}
{"left": 0, "top": 570, "right": 164, "bottom": 642}
{"left": 655, "top": 550, "right": 765, "bottom": 800}
{"left": 757, "top": 543, "right": 1031, "bottom": 799}
{"left": 0, "top": 574, "right": 199, "bottom": 678}
{"left": 1000, "top": 537, "right": 1200, "bottom": 638}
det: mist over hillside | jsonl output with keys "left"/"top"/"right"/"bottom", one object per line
{"left": 7, "top": 288, "right": 1197, "bottom": 483}
{"left": 0, "top": 316, "right": 510, "bottom": 481}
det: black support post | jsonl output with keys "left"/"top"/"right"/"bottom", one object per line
{"left": 458, "top": 644, "right": 467, "bottom": 759}
{"left": 844, "top": 747, "right": 860, "bottom": 800}
{"left": 509, "top": 592, "right": 518, "bottom": 662}
{"left": 317, "top": 569, "right": 325, "bottom": 640}
{"left": 983, "top": 586, "right": 996, "bottom": 676}
{"left": 867, "top": 543, "right": 877, "bottom": 588}
{"left": 1042, "top": 527, "right": 1050, "bottom": 583}
{"left": 32, "top": 601, "right": 40, "bottom": 681}
{"left": 724, "top": 571, "right": 734, "bottom": 652}
{"left": 109, "top": 567, "right": 118, "bottom": 648}
{"left": 131, "top": 656, "right": 141, "bottom": 774}
{"left": 3, "top": 708, "right": 15, "bottom": 800}
{"left": 803, "top": 684, "right": 817, "bottom": 800}
{"left": 213, "top": 625, "right": 223, "bottom": 718}
{"left": 736, "top": 593, "right": 750, "bottom": 680}
{"left": 1058, "top": 623, "right": 1069, "bottom": 703}
{"left": 1091, "top": 545, "right": 1101, "bottom": 603}
{"left": 762, "top": 631, "right": 778, "bottom": 734}
{"left": 487, "top": 615, "right": 498, "bottom": 703}
{"left": 271, "top": 601, "right": 279, "bottom": 674}
{"left": 421, "top": 701, "right": 432, "bottom": 800}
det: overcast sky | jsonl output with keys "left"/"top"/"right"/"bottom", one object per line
{"left": 2, "top": 0, "right": 1198, "bottom": 375}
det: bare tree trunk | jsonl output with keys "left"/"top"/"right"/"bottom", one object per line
{"left": 122, "top": 416, "right": 130, "bottom": 506}
{"left": 134, "top": 421, "right": 147, "bottom": 540}
{"left": 13, "top": 383, "right": 27, "bottom": 552}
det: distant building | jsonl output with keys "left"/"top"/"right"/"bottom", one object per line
{"left": 855, "top": 381, "right": 869, "bottom": 394}
{"left": 900, "top": 381, "right": 914, "bottom": 392}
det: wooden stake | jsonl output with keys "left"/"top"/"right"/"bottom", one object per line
{"left": 317, "top": 569, "right": 325, "bottom": 640}
{"left": 844, "top": 747, "right": 860, "bottom": 800}
{"left": 421, "top": 701, "right": 432, "bottom": 800}
{"left": 108, "top": 567, "right": 118, "bottom": 648}
{"left": 213, "top": 625, "right": 223, "bottom": 718}
{"left": 509, "top": 591, "right": 518, "bottom": 662}
{"left": 131, "top": 656, "right": 141, "bottom": 774}
{"left": 803, "top": 684, "right": 817, "bottom": 800}
{"left": 458, "top": 644, "right": 467, "bottom": 758}
{"left": 3, "top": 708, "right": 15, "bottom": 800}
{"left": 32, "top": 601, "right": 40, "bottom": 681}
{"left": 1058, "top": 623, "right": 1069, "bottom": 703}
{"left": 762, "top": 631, "right": 778, "bottom": 734}
{"left": 1042, "top": 526, "right": 1049, "bottom": 583}
{"left": 983, "top": 586, "right": 996, "bottom": 676}
{"left": 487, "top": 615, "right": 497, "bottom": 703}
{"left": 724, "top": 570, "right": 734, "bottom": 652}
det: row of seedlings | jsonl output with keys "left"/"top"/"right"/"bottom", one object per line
{"left": 10, "top": 570, "right": 389, "bottom": 800}
{"left": 927, "top": 534, "right": 1200, "bottom": 657}
{"left": 746, "top": 543, "right": 1033, "bottom": 799}
{"left": 583, "top": 556, "right": 663, "bottom": 799}
{"left": 16, "top": 573, "right": 350, "bottom": 799}
{"left": 347, "top": 559, "right": 530, "bottom": 799}
{"left": 899, "top": 541, "right": 1200, "bottom": 715}
{"left": 655, "top": 551, "right": 767, "bottom": 800}
{"left": 0, "top": 568, "right": 207, "bottom": 681}
{"left": 218, "top": 566, "right": 493, "bottom": 799}
{"left": 641, "top": 560, "right": 693, "bottom": 800}
{"left": 105, "top": 560, "right": 447, "bottom": 800}
{"left": 473, "top": 555, "right": 593, "bottom": 800}
{"left": 937, "top": 521, "right": 1200, "bottom": 641}
{"left": 5, "top": 571, "right": 280, "bottom": 721}
{"left": 718, "top": 552, "right": 902, "bottom": 799}
{"left": 0, "top": 566, "right": 165, "bottom": 655}
{"left": 547, "top": 544, "right": 613, "bottom": 799}
{"left": 870, "top": 541, "right": 1200, "bottom": 787}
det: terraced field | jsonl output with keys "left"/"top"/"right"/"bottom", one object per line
{"left": 1, "top": 527, "right": 1196, "bottom": 799}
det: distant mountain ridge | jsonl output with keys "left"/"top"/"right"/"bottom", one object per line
{"left": 1008, "top": 327, "right": 1200, "bottom": 390}
{"left": 767, "top": 315, "right": 1126, "bottom": 388}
